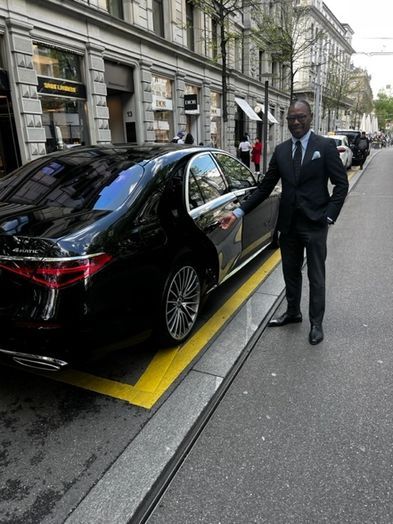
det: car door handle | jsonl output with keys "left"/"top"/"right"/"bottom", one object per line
{"left": 205, "top": 221, "right": 221, "bottom": 233}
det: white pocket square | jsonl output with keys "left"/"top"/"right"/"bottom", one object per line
{"left": 312, "top": 151, "right": 321, "bottom": 160}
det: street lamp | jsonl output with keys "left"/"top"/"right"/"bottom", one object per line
{"left": 255, "top": 73, "right": 273, "bottom": 174}
{"left": 262, "top": 75, "right": 273, "bottom": 174}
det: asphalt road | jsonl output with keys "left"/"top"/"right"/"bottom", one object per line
{"left": 146, "top": 148, "right": 393, "bottom": 523}
{"left": 0, "top": 242, "right": 276, "bottom": 523}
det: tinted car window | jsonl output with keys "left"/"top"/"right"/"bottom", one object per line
{"left": 0, "top": 154, "right": 144, "bottom": 211}
{"left": 188, "top": 154, "right": 227, "bottom": 205}
{"left": 213, "top": 153, "right": 256, "bottom": 189}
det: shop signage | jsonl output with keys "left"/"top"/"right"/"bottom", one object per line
{"left": 184, "top": 94, "right": 198, "bottom": 111}
{"left": 152, "top": 95, "right": 173, "bottom": 111}
{"left": 37, "top": 76, "right": 86, "bottom": 98}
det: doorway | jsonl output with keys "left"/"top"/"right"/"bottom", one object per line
{"left": 0, "top": 95, "right": 21, "bottom": 175}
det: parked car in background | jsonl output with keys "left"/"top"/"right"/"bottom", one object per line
{"left": 335, "top": 129, "right": 362, "bottom": 166}
{"left": 323, "top": 134, "right": 353, "bottom": 169}
{"left": 0, "top": 144, "right": 280, "bottom": 371}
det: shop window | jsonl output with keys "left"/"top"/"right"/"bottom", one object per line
{"left": 152, "top": 76, "right": 174, "bottom": 142}
{"left": 41, "top": 98, "right": 87, "bottom": 153}
{"left": 210, "top": 92, "right": 221, "bottom": 148}
{"left": 33, "top": 45, "right": 81, "bottom": 82}
{"left": 153, "top": 111, "right": 173, "bottom": 143}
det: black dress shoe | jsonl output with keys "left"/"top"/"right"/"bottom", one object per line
{"left": 309, "top": 324, "right": 324, "bottom": 345}
{"left": 268, "top": 312, "right": 302, "bottom": 327}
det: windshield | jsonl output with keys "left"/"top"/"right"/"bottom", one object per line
{"left": 0, "top": 150, "right": 144, "bottom": 211}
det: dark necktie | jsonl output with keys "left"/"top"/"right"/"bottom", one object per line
{"left": 293, "top": 140, "right": 302, "bottom": 182}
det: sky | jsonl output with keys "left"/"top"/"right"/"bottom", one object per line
{"left": 324, "top": 0, "right": 393, "bottom": 96}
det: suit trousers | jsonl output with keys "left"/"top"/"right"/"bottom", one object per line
{"left": 279, "top": 213, "right": 328, "bottom": 325}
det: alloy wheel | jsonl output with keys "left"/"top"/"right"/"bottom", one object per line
{"left": 165, "top": 265, "right": 201, "bottom": 342}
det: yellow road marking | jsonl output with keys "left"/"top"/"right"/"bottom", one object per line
{"left": 42, "top": 250, "right": 282, "bottom": 409}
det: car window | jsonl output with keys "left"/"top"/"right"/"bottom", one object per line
{"left": 0, "top": 155, "right": 144, "bottom": 211}
{"left": 213, "top": 153, "right": 256, "bottom": 189}
{"left": 188, "top": 154, "right": 227, "bottom": 206}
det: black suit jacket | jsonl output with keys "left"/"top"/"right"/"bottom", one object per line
{"left": 241, "top": 132, "right": 349, "bottom": 233}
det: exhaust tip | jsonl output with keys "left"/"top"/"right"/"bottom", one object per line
{"left": 0, "top": 348, "right": 68, "bottom": 372}
{"left": 13, "top": 356, "right": 66, "bottom": 372}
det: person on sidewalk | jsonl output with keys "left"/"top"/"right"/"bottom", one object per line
{"left": 220, "top": 99, "right": 349, "bottom": 345}
{"left": 356, "top": 131, "right": 370, "bottom": 169}
{"left": 238, "top": 135, "right": 252, "bottom": 167}
{"left": 251, "top": 137, "right": 263, "bottom": 174}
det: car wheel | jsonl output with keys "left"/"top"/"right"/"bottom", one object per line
{"left": 159, "top": 263, "right": 201, "bottom": 344}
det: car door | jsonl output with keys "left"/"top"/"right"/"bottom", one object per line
{"left": 186, "top": 153, "right": 242, "bottom": 282}
{"left": 212, "top": 152, "right": 275, "bottom": 263}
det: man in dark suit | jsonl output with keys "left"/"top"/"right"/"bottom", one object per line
{"left": 220, "top": 99, "right": 349, "bottom": 345}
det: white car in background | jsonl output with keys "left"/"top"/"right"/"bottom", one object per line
{"left": 323, "top": 134, "right": 353, "bottom": 169}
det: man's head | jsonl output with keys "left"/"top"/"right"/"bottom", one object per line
{"left": 287, "top": 100, "right": 313, "bottom": 139}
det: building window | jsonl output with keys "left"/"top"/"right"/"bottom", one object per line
{"left": 186, "top": 0, "right": 195, "bottom": 51}
{"left": 235, "top": 35, "right": 243, "bottom": 73}
{"left": 33, "top": 45, "right": 88, "bottom": 153}
{"left": 259, "top": 50, "right": 265, "bottom": 81}
{"left": 152, "top": 75, "right": 174, "bottom": 142}
{"left": 210, "top": 92, "right": 221, "bottom": 148}
{"left": 41, "top": 97, "right": 87, "bottom": 153}
{"left": 33, "top": 45, "right": 81, "bottom": 82}
{"left": 97, "top": 0, "right": 124, "bottom": 18}
{"left": 211, "top": 18, "right": 218, "bottom": 60}
{"left": 153, "top": 0, "right": 165, "bottom": 37}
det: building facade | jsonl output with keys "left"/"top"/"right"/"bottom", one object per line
{"left": 293, "top": 0, "right": 355, "bottom": 133}
{"left": 0, "top": 0, "right": 294, "bottom": 172}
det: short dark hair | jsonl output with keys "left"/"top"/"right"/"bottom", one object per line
{"left": 289, "top": 99, "right": 312, "bottom": 114}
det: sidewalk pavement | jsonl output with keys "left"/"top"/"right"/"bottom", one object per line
{"left": 146, "top": 149, "right": 393, "bottom": 523}
{"left": 64, "top": 151, "right": 376, "bottom": 524}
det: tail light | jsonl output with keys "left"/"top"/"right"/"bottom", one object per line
{"left": 337, "top": 146, "right": 346, "bottom": 153}
{"left": 0, "top": 253, "right": 112, "bottom": 289}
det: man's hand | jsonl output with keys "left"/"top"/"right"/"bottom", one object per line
{"left": 220, "top": 212, "right": 237, "bottom": 230}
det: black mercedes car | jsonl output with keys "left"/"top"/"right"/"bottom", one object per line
{"left": 0, "top": 144, "right": 280, "bottom": 371}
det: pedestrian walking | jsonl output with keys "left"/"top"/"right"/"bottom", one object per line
{"left": 356, "top": 131, "right": 370, "bottom": 169}
{"left": 220, "top": 99, "right": 348, "bottom": 345}
{"left": 184, "top": 133, "right": 194, "bottom": 144}
{"left": 238, "top": 135, "right": 252, "bottom": 167}
{"left": 251, "top": 137, "right": 262, "bottom": 174}
{"left": 171, "top": 131, "right": 185, "bottom": 144}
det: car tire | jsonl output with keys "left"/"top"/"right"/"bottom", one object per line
{"left": 158, "top": 262, "right": 202, "bottom": 345}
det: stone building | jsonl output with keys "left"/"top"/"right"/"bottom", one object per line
{"left": 0, "top": 0, "right": 366, "bottom": 173}
{"left": 292, "top": 0, "right": 355, "bottom": 133}
{"left": 0, "top": 0, "right": 292, "bottom": 172}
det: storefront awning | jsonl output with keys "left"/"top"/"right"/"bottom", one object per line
{"left": 257, "top": 104, "right": 279, "bottom": 124}
{"left": 235, "top": 97, "right": 262, "bottom": 121}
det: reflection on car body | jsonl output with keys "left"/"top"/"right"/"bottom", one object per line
{"left": 0, "top": 144, "right": 280, "bottom": 371}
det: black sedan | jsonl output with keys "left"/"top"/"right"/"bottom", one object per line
{"left": 0, "top": 144, "right": 280, "bottom": 371}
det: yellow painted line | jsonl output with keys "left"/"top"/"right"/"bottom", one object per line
{"left": 42, "top": 249, "right": 282, "bottom": 409}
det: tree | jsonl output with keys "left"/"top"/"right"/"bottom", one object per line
{"left": 323, "top": 63, "right": 353, "bottom": 130}
{"left": 374, "top": 92, "right": 393, "bottom": 131}
{"left": 252, "top": 0, "right": 325, "bottom": 100}
{"left": 347, "top": 68, "right": 374, "bottom": 129}
{"left": 193, "top": 0, "right": 254, "bottom": 123}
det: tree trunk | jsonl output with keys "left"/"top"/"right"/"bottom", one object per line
{"left": 220, "top": 16, "right": 228, "bottom": 122}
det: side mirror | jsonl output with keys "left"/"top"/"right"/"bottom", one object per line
{"left": 258, "top": 172, "right": 265, "bottom": 184}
